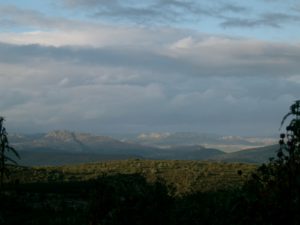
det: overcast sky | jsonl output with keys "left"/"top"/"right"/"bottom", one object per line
{"left": 0, "top": 0, "right": 300, "bottom": 136}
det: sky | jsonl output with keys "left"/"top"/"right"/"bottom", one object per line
{"left": 0, "top": 0, "right": 300, "bottom": 136}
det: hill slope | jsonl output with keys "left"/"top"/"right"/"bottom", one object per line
{"left": 12, "top": 130, "right": 155, "bottom": 154}
{"left": 152, "top": 145, "right": 225, "bottom": 160}
{"left": 212, "top": 144, "right": 279, "bottom": 164}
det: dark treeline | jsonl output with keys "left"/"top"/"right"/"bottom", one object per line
{"left": 0, "top": 170, "right": 248, "bottom": 225}
{"left": 0, "top": 168, "right": 299, "bottom": 225}
{"left": 0, "top": 173, "right": 272, "bottom": 225}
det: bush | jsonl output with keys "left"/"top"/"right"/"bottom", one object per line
{"left": 233, "top": 100, "right": 300, "bottom": 225}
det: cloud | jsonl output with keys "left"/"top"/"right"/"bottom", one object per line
{"left": 58, "top": 0, "right": 300, "bottom": 30}
{"left": 219, "top": 3, "right": 248, "bottom": 13}
{"left": 0, "top": 36, "right": 299, "bottom": 135}
{"left": 0, "top": 2, "right": 299, "bottom": 135}
{"left": 58, "top": 0, "right": 249, "bottom": 25}
{"left": 2, "top": 34, "right": 300, "bottom": 79}
{"left": 221, "top": 12, "right": 300, "bottom": 28}
{"left": 0, "top": 1, "right": 294, "bottom": 32}
{"left": 44, "top": 0, "right": 269, "bottom": 29}
{"left": 287, "top": 75, "right": 300, "bottom": 84}
{"left": 0, "top": 12, "right": 198, "bottom": 47}
{"left": 0, "top": 5, "right": 71, "bottom": 30}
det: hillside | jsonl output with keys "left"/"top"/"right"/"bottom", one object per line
{"left": 153, "top": 145, "right": 225, "bottom": 160}
{"left": 11, "top": 130, "right": 156, "bottom": 155}
{"left": 15, "top": 145, "right": 225, "bottom": 166}
{"left": 212, "top": 144, "right": 279, "bottom": 164}
{"left": 14, "top": 151, "right": 144, "bottom": 166}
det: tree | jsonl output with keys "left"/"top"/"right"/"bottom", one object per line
{"left": 0, "top": 117, "right": 20, "bottom": 189}
{"left": 233, "top": 100, "right": 300, "bottom": 225}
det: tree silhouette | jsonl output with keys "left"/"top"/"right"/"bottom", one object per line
{"left": 235, "top": 100, "right": 300, "bottom": 225}
{"left": 0, "top": 117, "right": 20, "bottom": 189}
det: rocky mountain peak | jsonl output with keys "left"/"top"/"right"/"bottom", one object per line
{"left": 44, "top": 130, "right": 75, "bottom": 141}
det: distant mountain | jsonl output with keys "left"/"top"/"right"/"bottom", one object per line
{"left": 125, "top": 132, "right": 277, "bottom": 151}
{"left": 212, "top": 144, "right": 279, "bottom": 164}
{"left": 11, "top": 130, "right": 156, "bottom": 155}
{"left": 151, "top": 145, "right": 225, "bottom": 160}
{"left": 135, "top": 132, "right": 220, "bottom": 146}
{"left": 9, "top": 130, "right": 225, "bottom": 166}
{"left": 8, "top": 130, "right": 279, "bottom": 166}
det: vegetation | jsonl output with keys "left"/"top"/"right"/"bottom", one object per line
{"left": 1, "top": 161, "right": 254, "bottom": 225}
{"left": 2, "top": 100, "right": 300, "bottom": 224}
{"left": 0, "top": 117, "right": 19, "bottom": 189}
{"left": 230, "top": 100, "right": 300, "bottom": 225}
{"left": 6, "top": 160, "right": 255, "bottom": 194}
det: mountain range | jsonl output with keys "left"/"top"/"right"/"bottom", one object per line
{"left": 114, "top": 132, "right": 277, "bottom": 152}
{"left": 8, "top": 130, "right": 279, "bottom": 166}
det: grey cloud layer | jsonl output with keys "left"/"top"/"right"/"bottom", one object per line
{"left": 59, "top": 0, "right": 298, "bottom": 29}
{"left": 221, "top": 12, "right": 300, "bottom": 28}
{"left": 0, "top": 1, "right": 297, "bottom": 32}
{"left": 1, "top": 37, "right": 299, "bottom": 77}
{"left": 60, "top": 0, "right": 249, "bottom": 25}
{"left": 0, "top": 39, "right": 299, "bottom": 135}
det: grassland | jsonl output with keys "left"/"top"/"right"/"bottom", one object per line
{"left": 7, "top": 159, "right": 256, "bottom": 194}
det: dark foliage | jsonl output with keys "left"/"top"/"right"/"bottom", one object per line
{"left": 230, "top": 100, "right": 300, "bottom": 225}
{"left": 0, "top": 117, "right": 19, "bottom": 189}
{"left": 89, "top": 174, "right": 174, "bottom": 225}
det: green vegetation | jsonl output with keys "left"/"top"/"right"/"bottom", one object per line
{"left": 6, "top": 160, "right": 256, "bottom": 194}
{"left": 1, "top": 160, "right": 255, "bottom": 225}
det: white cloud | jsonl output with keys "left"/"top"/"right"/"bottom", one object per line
{"left": 58, "top": 78, "right": 70, "bottom": 86}
{"left": 170, "top": 36, "right": 196, "bottom": 49}
{"left": 286, "top": 75, "right": 300, "bottom": 84}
